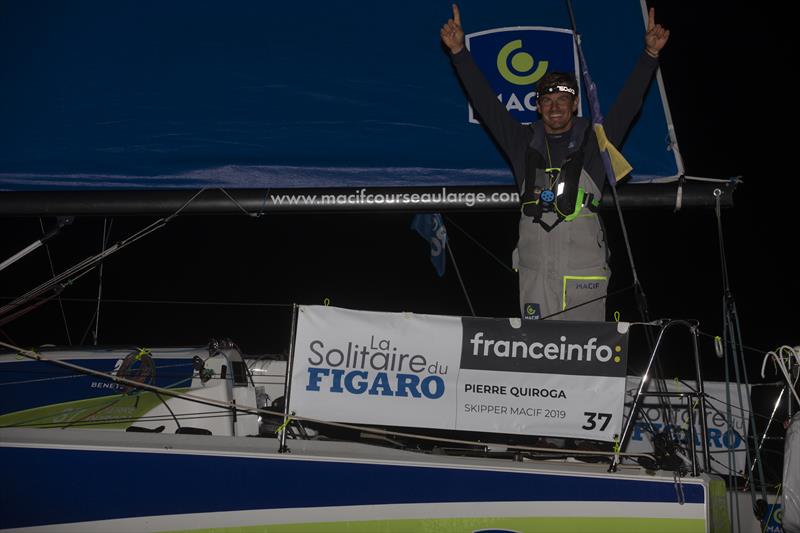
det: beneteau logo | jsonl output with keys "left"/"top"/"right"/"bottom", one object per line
{"left": 303, "top": 335, "right": 448, "bottom": 399}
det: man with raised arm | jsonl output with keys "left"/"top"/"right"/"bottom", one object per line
{"left": 441, "top": 5, "right": 669, "bottom": 321}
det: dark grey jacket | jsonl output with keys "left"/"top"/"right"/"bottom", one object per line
{"left": 450, "top": 49, "right": 659, "bottom": 194}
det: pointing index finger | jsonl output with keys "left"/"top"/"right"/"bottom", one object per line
{"left": 453, "top": 4, "right": 461, "bottom": 26}
{"left": 647, "top": 7, "right": 655, "bottom": 31}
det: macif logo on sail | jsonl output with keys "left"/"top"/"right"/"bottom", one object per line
{"left": 466, "top": 27, "right": 579, "bottom": 125}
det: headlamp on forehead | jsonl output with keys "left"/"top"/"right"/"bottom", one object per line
{"left": 538, "top": 85, "right": 577, "bottom": 97}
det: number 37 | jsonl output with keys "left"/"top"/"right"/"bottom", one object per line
{"left": 582, "top": 412, "right": 612, "bottom": 431}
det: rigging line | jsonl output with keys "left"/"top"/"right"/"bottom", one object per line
{"left": 39, "top": 217, "right": 72, "bottom": 346}
{"left": 3, "top": 213, "right": 158, "bottom": 309}
{"left": 79, "top": 307, "right": 99, "bottom": 347}
{"left": 751, "top": 387, "right": 787, "bottom": 486}
{"left": 219, "top": 188, "right": 257, "bottom": 217}
{"left": 0, "top": 189, "right": 207, "bottom": 326}
{"left": 0, "top": 242, "right": 114, "bottom": 316}
{"left": 722, "top": 301, "right": 739, "bottom": 524}
{"left": 446, "top": 239, "right": 475, "bottom": 317}
{"left": 564, "top": 5, "right": 672, "bottom": 439}
{"left": 0, "top": 329, "right": 15, "bottom": 344}
{"left": 257, "top": 188, "right": 272, "bottom": 217}
{"left": 2, "top": 339, "right": 657, "bottom": 462}
{"left": 92, "top": 217, "right": 113, "bottom": 346}
{"left": 564, "top": 0, "right": 663, "bottom": 374}
{"left": 715, "top": 193, "right": 768, "bottom": 504}
{"left": 734, "top": 304, "right": 769, "bottom": 499}
{"left": 0, "top": 296, "right": 293, "bottom": 308}
{"left": 443, "top": 215, "right": 514, "bottom": 274}
{"left": 0, "top": 250, "right": 97, "bottom": 316}
{"left": 4, "top": 253, "right": 122, "bottom": 328}
{"left": 164, "top": 188, "right": 207, "bottom": 221}
{"left": 0, "top": 285, "right": 65, "bottom": 329}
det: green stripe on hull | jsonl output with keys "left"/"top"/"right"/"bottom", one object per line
{"left": 171, "top": 516, "right": 706, "bottom": 533}
{"left": 0, "top": 389, "right": 190, "bottom": 429}
{"left": 709, "top": 477, "right": 731, "bottom": 533}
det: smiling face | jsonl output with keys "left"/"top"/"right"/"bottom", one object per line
{"left": 537, "top": 92, "right": 578, "bottom": 134}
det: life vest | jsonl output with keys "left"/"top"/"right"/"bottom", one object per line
{"left": 519, "top": 120, "right": 601, "bottom": 231}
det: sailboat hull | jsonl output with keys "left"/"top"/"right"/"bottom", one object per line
{"left": 1, "top": 428, "right": 724, "bottom": 533}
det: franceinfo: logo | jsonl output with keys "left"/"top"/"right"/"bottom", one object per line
{"left": 469, "top": 332, "right": 619, "bottom": 363}
{"left": 459, "top": 317, "right": 628, "bottom": 378}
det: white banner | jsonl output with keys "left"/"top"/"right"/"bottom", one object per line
{"left": 291, "top": 306, "right": 462, "bottom": 429}
{"left": 290, "top": 306, "right": 630, "bottom": 441}
{"left": 623, "top": 377, "right": 751, "bottom": 474}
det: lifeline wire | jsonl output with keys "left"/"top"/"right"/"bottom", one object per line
{"left": 0, "top": 339, "right": 657, "bottom": 462}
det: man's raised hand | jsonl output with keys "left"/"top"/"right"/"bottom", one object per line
{"left": 645, "top": 7, "right": 670, "bottom": 58}
{"left": 440, "top": 4, "right": 465, "bottom": 55}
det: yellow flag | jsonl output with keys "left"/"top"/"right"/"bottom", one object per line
{"left": 593, "top": 124, "right": 633, "bottom": 182}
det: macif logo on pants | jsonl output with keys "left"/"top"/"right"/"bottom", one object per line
{"left": 466, "top": 27, "right": 579, "bottom": 125}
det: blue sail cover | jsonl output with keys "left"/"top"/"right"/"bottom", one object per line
{"left": 0, "top": 0, "right": 680, "bottom": 191}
